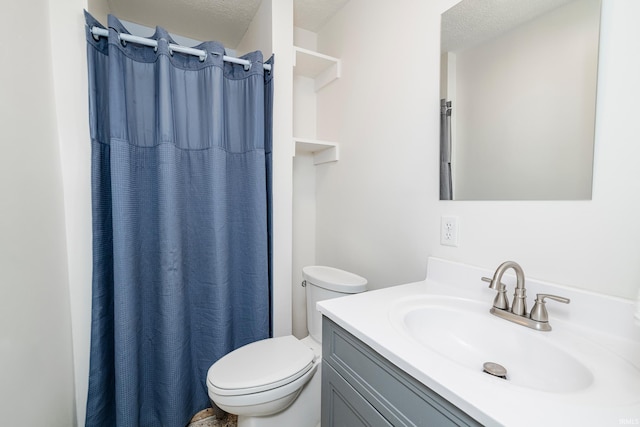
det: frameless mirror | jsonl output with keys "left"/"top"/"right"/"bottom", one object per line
{"left": 440, "top": 0, "right": 601, "bottom": 200}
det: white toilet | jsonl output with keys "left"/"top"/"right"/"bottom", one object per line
{"left": 206, "top": 266, "right": 367, "bottom": 427}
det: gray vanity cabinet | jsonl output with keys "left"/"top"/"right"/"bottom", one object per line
{"left": 321, "top": 317, "right": 482, "bottom": 427}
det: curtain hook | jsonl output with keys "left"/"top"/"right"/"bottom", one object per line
{"left": 160, "top": 38, "right": 173, "bottom": 56}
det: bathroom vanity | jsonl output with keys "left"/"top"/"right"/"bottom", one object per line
{"left": 317, "top": 258, "right": 640, "bottom": 426}
{"left": 321, "top": 317, "right": 480, "bottom": 426}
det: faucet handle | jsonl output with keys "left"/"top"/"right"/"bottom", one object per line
{"left": 530, "top": 294, "right": 570, "bottom": 322}
{"left": 481, "top": 276, "right": 505, "bottom": 290}
{"left": 482, "top": 277, "right": 509, "bottom": 310}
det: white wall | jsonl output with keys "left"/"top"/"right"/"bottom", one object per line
{"left": 267, "top": 0, "right": 295, "bottom": 336}
{"left": 314, "top": 0, "right": 640, "bottom": 301}
{"left": 49, "top": 2, "right": 92, "bottom": 424}
{"left": 292, "top": 153, "right": 317, "bottom": 338}
{"left": 237, "top": 0, "right": 296, "bottom": 338}
{"left": 0, "top": 0, "right": 76, "bottom": 424}
{"left": 453, "top": 0, "right": 599, "bottom": 200}
{"left": 236, "top": 0, "right": 272, "bottom": 56}
{"left": 291, "top": 27, "right": 320, "bottom": 338}
{"left": 315, "top": 0, "right": 436, "bottom": 290}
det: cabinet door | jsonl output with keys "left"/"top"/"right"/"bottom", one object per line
{"left": 323, "top": 317, "right": 483, "bottom": 427}
{"left": 322, "top": 362, "right": 392, "bottom": 427}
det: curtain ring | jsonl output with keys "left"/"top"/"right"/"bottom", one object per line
{"left": 91, "top": 28, "right": 100, "bottom": 42}
{"left": 199, "top": 52, "right": 207, "bottom": 62}
{"left": 119, "top": 35, "right": 126, "bottom": 47}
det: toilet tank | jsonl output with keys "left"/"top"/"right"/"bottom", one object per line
{"left": 302, "top": 266, "right": 367, "bottom": 343}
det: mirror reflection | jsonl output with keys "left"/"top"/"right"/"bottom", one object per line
{"left": 440, "top": 0, "right": 601, "bottom": 200}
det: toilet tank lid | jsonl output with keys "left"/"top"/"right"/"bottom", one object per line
{"left": 302, "top": 266, "right": 367, "bottom": 293}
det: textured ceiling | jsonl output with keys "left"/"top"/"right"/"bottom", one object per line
{"left": 442, "top": 0, "right": 576, "bottom": 52}
{"left": 104, "top": 0, "right": 575, "bottom": 52}
{"left": 107, "top": 0, "right": 349, "bottom": 48}
{"left": 106, "top": 0, "right": 260, "bottom": 47}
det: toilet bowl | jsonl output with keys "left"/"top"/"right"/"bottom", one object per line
{"left": 206, "top": 266, "right": 367, "bottom": 427}
{"left": 206, "top": 335, "right": 318, "bottom": 417}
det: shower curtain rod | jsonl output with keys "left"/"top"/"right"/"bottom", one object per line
{"left": 90, "top": 26, "right": 271, "bottom": 71}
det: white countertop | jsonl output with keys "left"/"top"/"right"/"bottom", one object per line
{"left": 317, "top": 258, "right": 640, "bottom": 427}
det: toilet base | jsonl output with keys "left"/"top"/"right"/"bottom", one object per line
{"left": 236, "top": 362, "right": 321, "bottom": 427}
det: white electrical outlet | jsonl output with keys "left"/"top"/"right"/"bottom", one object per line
{"left": 440, "top": 216, "right": 459, "bottom": 247}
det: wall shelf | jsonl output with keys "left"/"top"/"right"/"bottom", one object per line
{"left": 292, "top": 46, "right": 341, "bottom": 163}
{"left": 294, "top": 137, "right": 339, "bottom": 165}
{"left": 293, "top": 46, "right": 341, "bottom": 91}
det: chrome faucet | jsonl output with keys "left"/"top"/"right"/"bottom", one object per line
{"left": 482, "top": 261, "right": 570, "bottom": 331}
{"left": 490, "top": 261, "right": 527, "bottom": 315}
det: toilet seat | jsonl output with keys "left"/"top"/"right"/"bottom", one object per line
{"left": 207, "top": 335, "right": 315, "bottom": 396}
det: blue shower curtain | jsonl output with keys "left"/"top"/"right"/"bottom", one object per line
{"left": 84, "top": 12, "right": 273, "bottom": 427}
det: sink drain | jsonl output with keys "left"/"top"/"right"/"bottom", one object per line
{"left": 483, "top": 362, "right": 507, "bottom": 379}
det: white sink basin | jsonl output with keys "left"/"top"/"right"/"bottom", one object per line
{"left": 389, "top": 295, "right": 628, "bottom": 394}
{"left": 319, "top": 258, "right": 640, "bottom": 426}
